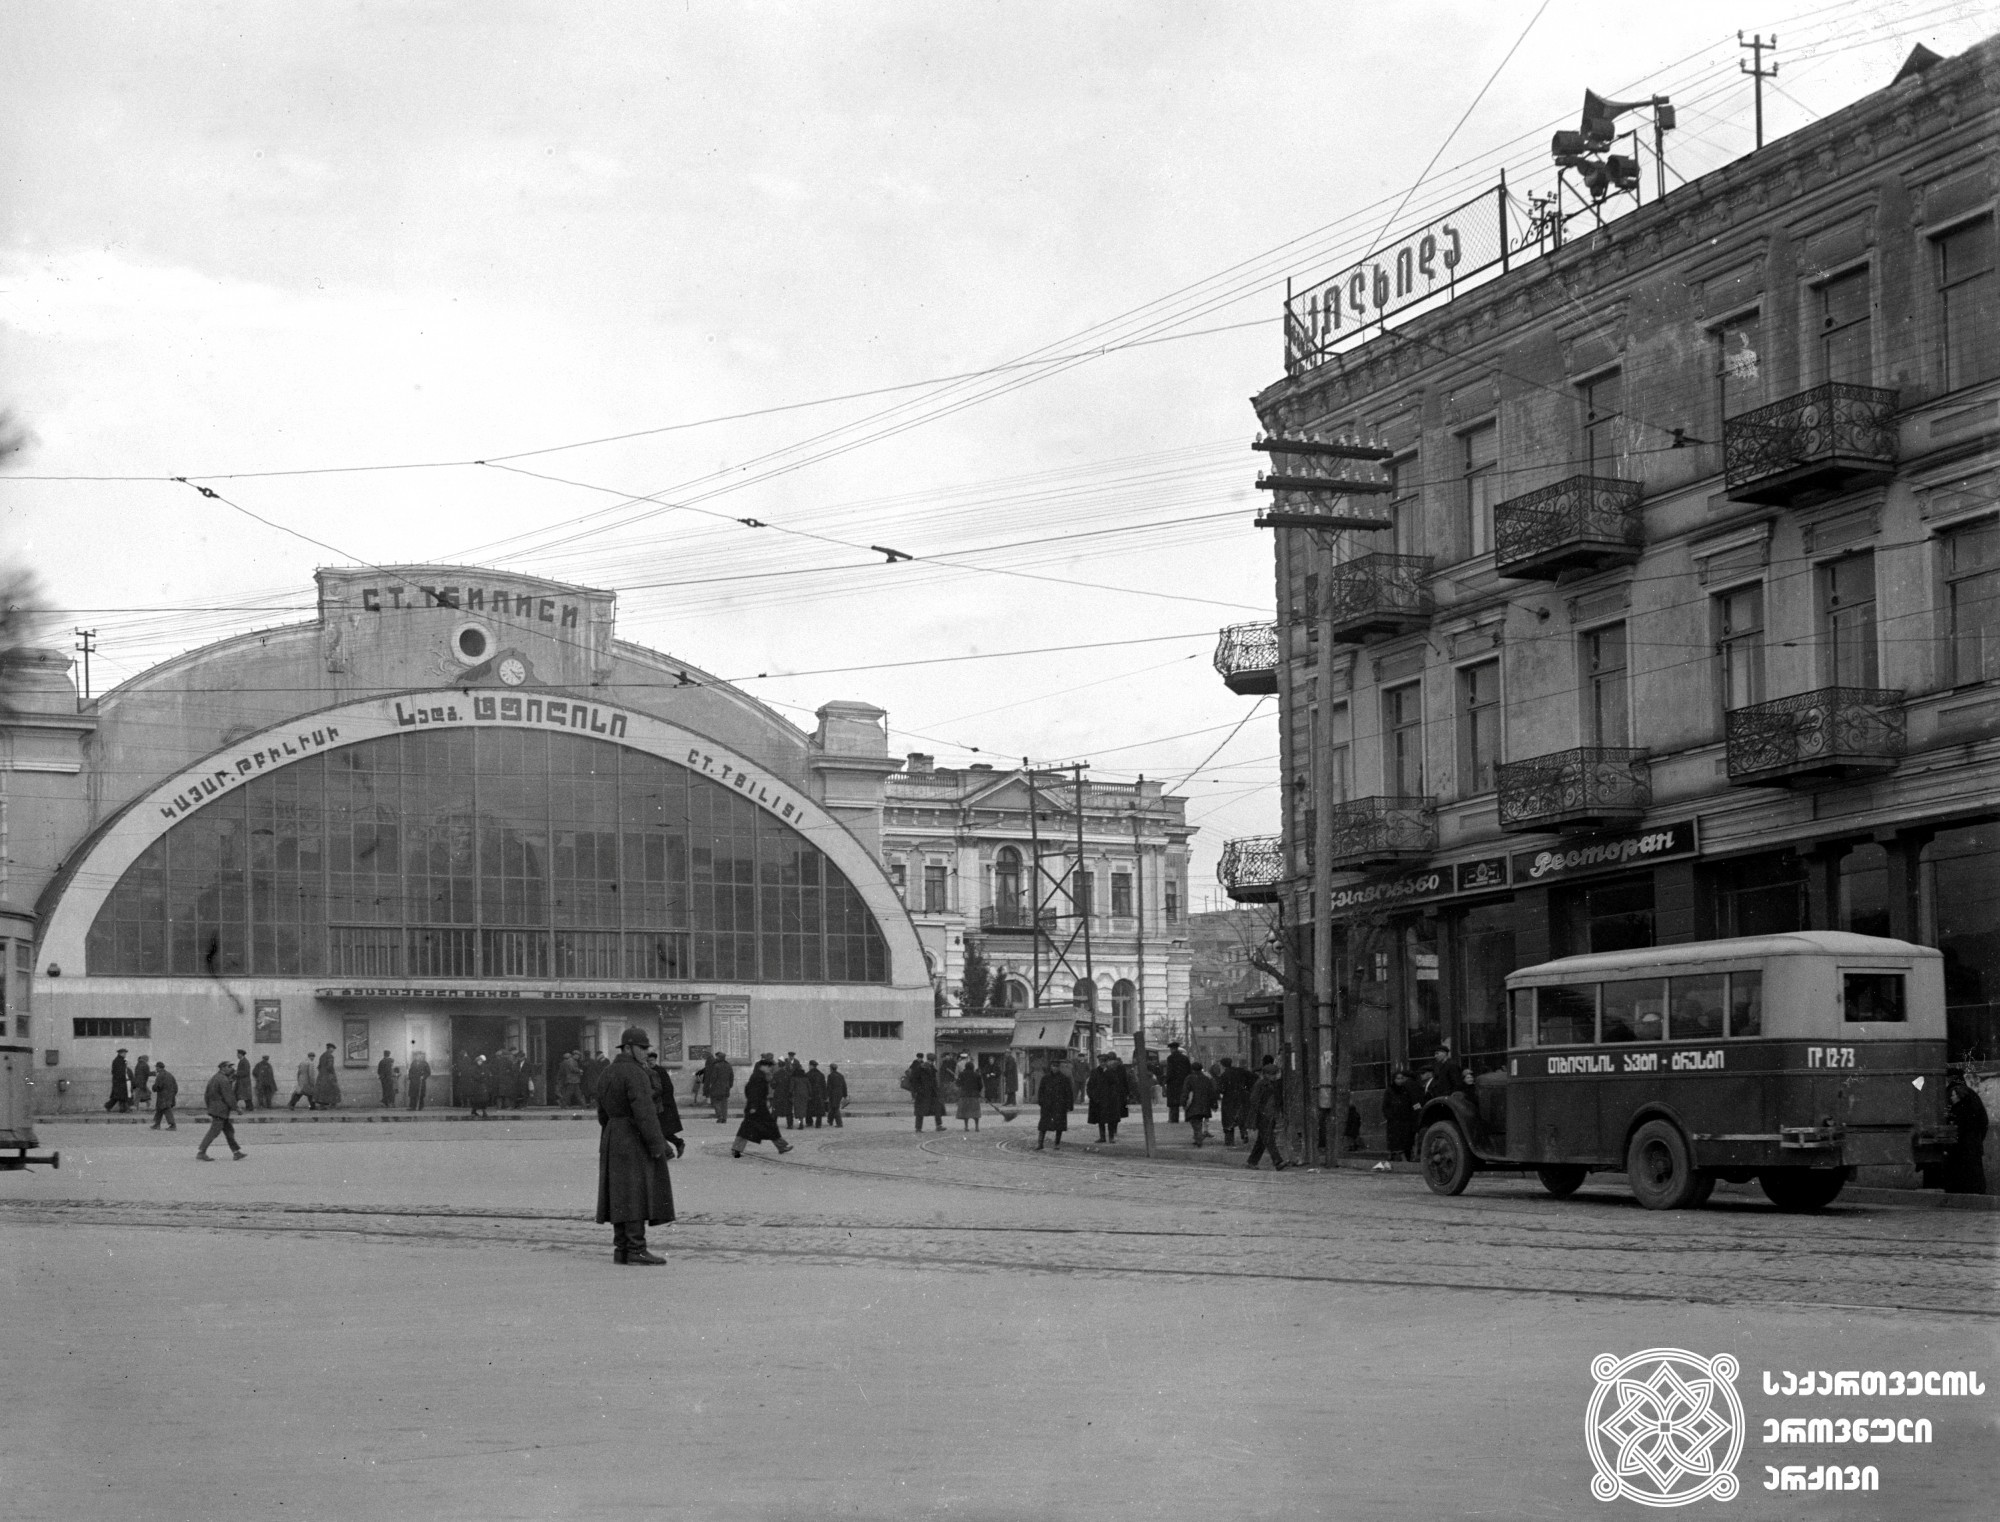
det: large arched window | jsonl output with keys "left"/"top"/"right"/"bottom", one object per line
{"left": 1072, "top": 978, "right": 1098, "bottom": 1013}
{"left": 86, "top": 729, "right": 889, "bottom": 984}
{"left": 1111, "top": 978, "right": 1136, "bottom": 1035}
{"left": 993, "top": 846, "right": 1021, "bottom": 910}
{"left": 998, "top": 978, "right": 1030, "bottom": 1008}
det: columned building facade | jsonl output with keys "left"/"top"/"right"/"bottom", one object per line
{"left": 1218, "top": 38, "right": 1999, "bottom": 1150}
{"left": 8, "top": 566, "right": 931, "bottom": 1109}
{"left": 882, "top": 757, "right": 1193, "bottom": 1068}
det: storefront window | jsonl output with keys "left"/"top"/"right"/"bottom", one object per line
{"left": 1714, "top": 852, "right": 1806, "bottom": 937}
{"left": 1454, "top": 902, "right": 1513, "bottom": 1069}
{"left": 1838, "top": 842, "right": 1890, "bottom": 938}
{"left": 87, "top": 731, "right": 890, "bottom": 984}
{"left": 1555, "top": 874, "right": 1654, "bottom": 956}
{"left": 1928, "top": 824, "right": 2000, "bottom": 1062}
{"left": 1402, "top": 920, "right": 1442, "bottom": 1063}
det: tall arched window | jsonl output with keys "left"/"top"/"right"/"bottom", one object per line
{"left": 1072, "top": 978, "right": 1097, "bottom": 1012}
{"left": 86, "top": 729, "right": 890, "bottom": 984}
{"left": 1111, "top": 978, "right": 1136, "bottom": 1035}
{"left": 994, "top": 846, "right": 1021, "bottom": 911}
{"left": 999, "top": 978, "right": 1029, "bottom": 1008}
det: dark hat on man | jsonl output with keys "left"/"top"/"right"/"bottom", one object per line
{"left": 619, "top": 1026, "right": 651, "bottom": 1049}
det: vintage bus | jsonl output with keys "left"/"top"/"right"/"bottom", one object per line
{"left": 1416, "top": 932, "right": 1954, "bottom": 1211}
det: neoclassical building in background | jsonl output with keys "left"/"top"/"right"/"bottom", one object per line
{"left": 3, "top": 566, "right": 930, "bottom": 1109}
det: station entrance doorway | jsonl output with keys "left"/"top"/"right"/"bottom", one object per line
{"left": 526, "top": 1015, "right": 595, "bottom": 1104}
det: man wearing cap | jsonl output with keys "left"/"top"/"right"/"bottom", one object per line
{"left": 596, "top": 1026, "right": 683, "bottom": 1265}
{"left": 150, "top": 1061, "right": 179, "bottom": 1130}
{"left": 196, "top": 1060, "right": 247, "bottom": 1162}
{"left": 1163, "top": 1040, "right": 1192, "bottom": 1125}
{"left": 1245, "top": 1055, "right": 1289, "bottom": 1171}
{"left": 105, "top": 1049, "right": 133, "bottom": 1113}
{"left": 1424, "top": 1043, "right": 1467, "bottom": 1102}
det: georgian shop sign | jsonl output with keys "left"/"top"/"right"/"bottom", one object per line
{"left": 316, "top": 986, "right": 708, "bottom": 1003}
{"left": 1511, "top": 819, "right": 1700, "bottom": 884}
{"left": 1324, "top": 821, "right": 1699, "bottom": 919}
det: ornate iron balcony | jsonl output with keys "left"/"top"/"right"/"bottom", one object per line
{"left": 1723, "top": 382, "right": 1898, "bottom": 507}
{"left": 1213, "top": 621, "right": 1279, "bottom": 696}
{"left": 979, "top": 903, "right": 1054, "bottom": 933}
{"left": 1326, "top": 795, "right": 1437, "bottom": 869}
{"left": 1218, "top": 836, "right": 1286, "bottom": 903}
{"left": 1496, "top": 747, "right": 1651, "bottom": 833}
{"left": 1493, "top": 475, "right": 1644, "bottom": 581}
{"left": 1320, "top": 553, "right": 1433, "bottom": 642}
{"left": 1724, "top": 687, "right": 1906, "bottom": 787}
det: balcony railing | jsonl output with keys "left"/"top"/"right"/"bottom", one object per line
{"left": 1218, "top": 836, "right": 1286, "bottom": 903}
{"left": 1723, "top": 382, "right": 1898, "bottom": 507}
{"left": 1493, "top": 475, "right": 1644, "bottom": 581}
{"left": 1326, "top": 795, "right": 1437, "bottom": 869}
{"left": 1495, "top": 747, "right": 1651, "bottom": 833}
{"left": 1213, "top": 621, "right": 1279, "bottom": 696}
{"left": 1320, "top": 553, "right": 1433, "bottom": 642}
{"left": 979, "top": 902, "right": 1053, "bottom": 933}
{"left": 1724, "top": 687, "right": 1906, "bottom": 787}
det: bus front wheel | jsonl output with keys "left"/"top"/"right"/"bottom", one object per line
{"left": 1626, "top": 1120, "right": 1698, "bottom": 1210}
{"left": 1536, "top": 1165, "right": 1587, "bottom": 1198}
{"left": 1419, "top": 1121, "right": 1474, "bottom": 1197}
{"left": 1759, "top": 1168, "right": 1847, "bottom": 1211}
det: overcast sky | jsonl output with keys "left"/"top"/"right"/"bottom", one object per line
{"left": 2, "top": 0, "right": 1991, "bottom": 896}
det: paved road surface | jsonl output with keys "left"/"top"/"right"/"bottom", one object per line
{"left": 6, "top": 1115, "right": 1995, "bottom": 1521}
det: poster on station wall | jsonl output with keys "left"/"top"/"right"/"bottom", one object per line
{"left": 711, "top": 998, "right": 751, "bottom": 1063}
{"left": 658, "top": 1013, "right": 684, "bottom": 1064}
{"left": 342, "top": 1017, "right": 371, "bottom": 1067}
{"left": 252, "top": 998, "right": 282, "bottom": 1044}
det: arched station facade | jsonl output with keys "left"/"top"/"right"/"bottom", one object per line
{"left": 9, "top": 566, "right": 930, "bottom": 1110}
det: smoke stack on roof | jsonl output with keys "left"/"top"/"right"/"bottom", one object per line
{"left": 905, "top": 753, "right": 934, "bottom": 775}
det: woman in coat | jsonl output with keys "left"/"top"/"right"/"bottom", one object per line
{"left": 597, "top": 1028, "right": 682, "bottom": 1264}
{"left": 955, "top": 1059, "right": 984, "bottom": 1132}
{"left": 731, "top": 1057, "right": 793, "bottom": 1158}
{"left": 464, "top": 1055, "right": 492, "bottom": 1118}
{"left": 314, "top": 1045, "right": 341, "bottom": 1108}
{"left": 1035, "top": 1059, "right": 1075, "bottom": 1151}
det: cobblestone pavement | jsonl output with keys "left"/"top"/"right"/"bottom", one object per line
{"left": 6, "top": 1117, "right": 1996, "bottom": 1521}
{"left": 8, "top": 1117, "right": 1995, "bottom": 1316}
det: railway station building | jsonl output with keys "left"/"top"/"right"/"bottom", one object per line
{"left": 4, "top": 565, "right": 932, "bottom": 1110}
{"left": 1213, "top": 36, "right": 2000, "bottom": 1150}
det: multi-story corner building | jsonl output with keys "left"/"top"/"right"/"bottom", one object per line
{"left": 881, "top": 756, "right": 1193, "bottom": 1067}
{"left": 3, "top": 565, "right": 931, "bottom": 1110}
{"left": 1185, "top": 907, "right": 1276, "bottom": 1066}
{"left": 1215, "top": 38, "right": 1999, "bottom": 1144}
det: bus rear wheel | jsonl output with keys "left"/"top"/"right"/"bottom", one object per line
{"left": 1536, "top": 1165, "right": 1586, "bottom": 1198}
{"left": 1626, "top": 1120, "right": 1698, "bottom": 1210}
{"left": 1419, "top": 1120, "right": 1474, "bottom": 1197}
{"left": 1759, "top": 1168, "right": 1847, "bottom": 1211}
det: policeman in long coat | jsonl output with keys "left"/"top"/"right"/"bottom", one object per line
{"left": 597, "top": 1027, "right": 683, "bottom": 1265}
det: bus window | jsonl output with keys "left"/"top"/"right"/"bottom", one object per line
{"left": 1672, "top": 974, "right": 1726, "bottom": 1040}
{"left": 1539, "top": 985, "right": 1597, "bottom": 1046}
{"left": 1509, "top": 988, "right": 1536, "bottom": 1048}
{"left": 1602, "top": 979, "right": 1665, "bottom": 1043}
{"left": 1729, "top": 971, "right": 1763, "bottom": 1037}
{"left": 1843, "top": 972, "right": 1905, "bottom": 1023}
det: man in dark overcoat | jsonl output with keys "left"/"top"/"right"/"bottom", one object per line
{"left": 133, "top": 1054, "right": 153, "bottom": 1105}
{"left": 823, "top": 1063, "right": 847, "bottom": 1127}
{"left": 904, "top": 1054, "right": 941, "bottom": 1133}
{"left": 701, "top": 1052, "right": 734, "bottom": 1123}
{"left": 233, "top": 1050, "right": 255, "bottom": 1111}
{"left": 787, "top": 1059, "right": 810, "bottom": 1130}
{"left": 597, "top": 1027, "right": 682, "bottom": 1265}
{"left": 105, "top": 1049, "right": 133, "bottom": 1112}
{"left": 1086, "top": 1053, "right": 1130, "bottom": 1143}
{"left": 1181, "top": 1062, "right": 1217, "bottom": 1146}
{"left": 252, "top": 1055, "right": 277, "bottom": 1109}
{"left": 196, "top": 1060, "right": 247, "bottom": 1161}
{"left": 556, "top": 1050, "right": 584, "bottom": 1107}
{"left": 1217, "top": 1057, "right": 1256, "bottom": 1146}
{"left": 315, "top": 1044, "right": 341, "bottom": 1108}
{"left": 1245, "top": 1056, "right": 1288, "bottom": 1171}
{"left": 407, "top": 1051, "right": 431, "bottom": 1110}
{"left": 1424, "top": 1043, "right": 1467, "bottom": 1101}
{"left": 731, "top": 1056, "right": 793, "bottom": 1157}
{"left": 1383, "top": 1067, "right": 1422, "bottom": 1160}
{"left": 804, "top": 1060, "right": 827, "bottom": 1127}
{"left": 376, "top": 1050, "right": 397, "bottom": 1107}
{"left": 1036, "top": 1058, "right": 1075, "bottom": 1150}
{"left": 150, "top": 1062, "right": 180, "bottom": 1130}
{"left": 1163, "top": 1041, "right": 1192, "bottom": 1125}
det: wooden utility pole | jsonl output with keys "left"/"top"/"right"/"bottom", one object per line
{"left": 1309, "top": 587, "right": 1337, "bottom": 1169}
{"left": 1739, "top": 33, "right": 1777, "bottom": 150}
{"left": 1075, "top": 765, "right": 1097, "bottom": 1060}
{"left": 1131, "top": 801, "right": 1155, "bottom": 1156}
